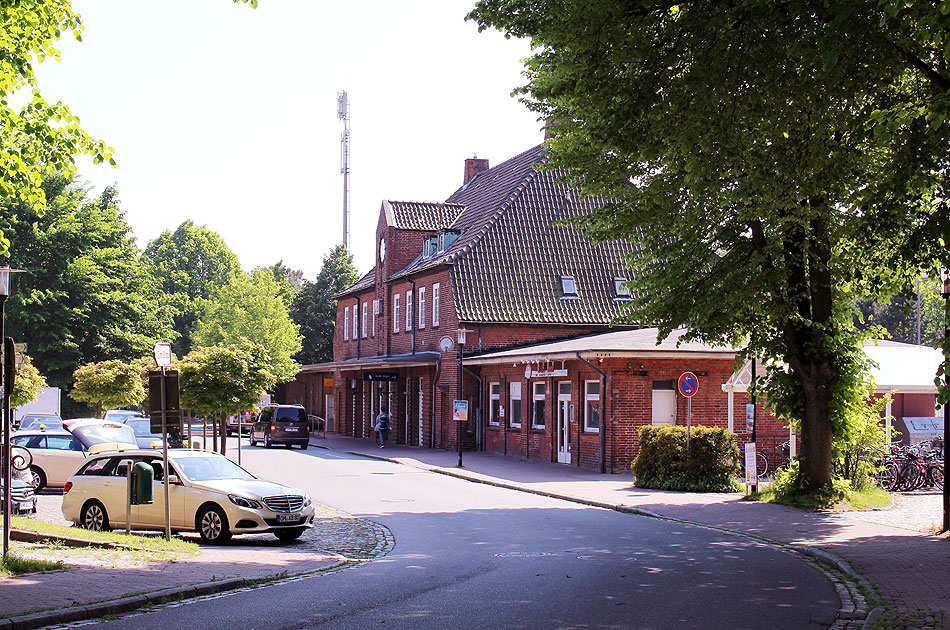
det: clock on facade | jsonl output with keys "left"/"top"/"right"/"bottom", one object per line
{"left": 379, "top": 238, "right": 386, "bottom": 262}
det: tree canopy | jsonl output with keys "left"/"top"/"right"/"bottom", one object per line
{"left": 194, "top": 270, "right": 302, "bottom": 384}
{"left": 142, "top": 220, "right": 242, "bottom": 356}
{"left": 290, "top": 245, "right": 359, "bottom": 365}
{"left": 10, "top": 356, "right": 47, "bottom": 410}
{"left": 470, "top": 0, "right": 950, "bottom": 492}
{"left": 1, "top": 176, "right": 175, "bottom": 417}
{"left": 70, "top": 359, "right": 145, "bottom": 418}
{"left": 0, "top": 0, "right": 114, "bottom": 257}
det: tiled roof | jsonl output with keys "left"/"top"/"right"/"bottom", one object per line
{"left": 385, "top": 201, "right": 465, "bottom": 231}
{"left": 393, "top": 144, "right": 643, "bottom": 325}
{"left": 335, "top": 267, "right": 375, "bottom": 299}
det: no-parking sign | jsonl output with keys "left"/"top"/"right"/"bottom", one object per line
{"left": 678, "top": 372, "right": 699, "bottom": 397}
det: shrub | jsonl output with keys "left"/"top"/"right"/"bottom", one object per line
{"left": 632, "top": 425, "right": 742, "bottom": 492}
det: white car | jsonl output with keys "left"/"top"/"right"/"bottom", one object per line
{"left": 11, "top": 419, "right": 140, "bottom": 490}
{"left": 62, "top": 449, "right": 315, "bottom": 543}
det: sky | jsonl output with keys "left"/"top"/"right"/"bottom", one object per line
{"left": 34, "top": 0, "right": 542, "bottom": 278}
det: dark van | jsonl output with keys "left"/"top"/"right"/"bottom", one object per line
{"left": 249, "top": 405, "right": 310, "bottom": 449}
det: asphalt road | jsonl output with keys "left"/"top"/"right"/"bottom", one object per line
{"left": 82, "top": 440, "right": 841, "bottom": 630}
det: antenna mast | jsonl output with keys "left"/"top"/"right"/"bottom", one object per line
{"left": 337, "top": 91, "right": 351, "bottom": 250}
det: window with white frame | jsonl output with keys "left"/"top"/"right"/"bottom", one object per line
{"left": 432, "top": 283, "right": 440, "bottom": 327}
{"left": 613, "top": 277, "right": 632, "bottom": 299}
{"left": 560, "top": 275, "right": 579, "bottom": 299}
{"left": 343, "top": 306, "right": 350, "bottom": 341}
{"left": 509, "top": 381, "right": 522, "bottom": 428}
{"left": 418, "top": 286, "right": 426, "bottom": 329}
{"left": 584, "top": 380, "right": 601, "bottom": 432}
{"left": 352, "top": 303, "right": 358, "bottom": 340}
{"left": 532, "top": 381, "right": 546, "bottom": 429}
{"left": 361, "top": 302, "right": 368, "bottom": 338}
{"left": 393, "top": 294, "right": 400, "bottom": 333}
{"left": 372, "top": 300, "right": 377, "bottom": 337}
{"left": 406, "top": 290, "right": 413, "bottom": 331}
{"left": 489, "top": 382, "right": 500, "bottom": 426}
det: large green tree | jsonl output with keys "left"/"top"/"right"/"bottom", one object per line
{"left": 470, "top": 0, "right": 950, "bottom": 493}
{"left": 194, "top": 271, "right": 302, "bottom": 384}
{"left": 290, "top": 245, "right": 359, "bottom": 365}
{"left": 0, "top": 0, "right": 114, "bottom": 257}
{"left": 1, "top": 176, "right": 174, "bottom": 417}
{"left": 142, "top": 220, "right": 241, "bottom": 356}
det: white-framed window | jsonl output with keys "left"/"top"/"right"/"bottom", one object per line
{"left": 406, "top": 290, "right": 413, "bottom": 331}
{"left": 352, "top": 303, "right": 358, "bottom": 340}
{"left": 361, "top": 302, "right": 368, "bottom": 338}
{"left": 613, "top": 277, "right": 632, "bottom": 299}
{"left": 394, "top": 294, "right": 400, "bottom": 333}
{"left": 584, "top": 380, "right": 601, "bottom": 432}
{"left": 489, "top": 382, "right": 500, "bottom": 426}
{"left": 532, "top": 381, "right": 546, "bottom": 429}
{"left": 560, "top": 275, "right": 578, "bottom": 299}
{"left": 343, "top": 306, "right": 350, "bottom": 341}
{"left": 372, "top": 300, "right": 377, "bottom": 337}
{"left": 418, "top": 286, "right": 426, "bottom": 329}
{"left": 432, "top": 283, "right": 440, "bottom": 327}
{"left": 509, "top": 382, "right": 522, "bottom": 429}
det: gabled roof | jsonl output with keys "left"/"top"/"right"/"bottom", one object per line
{"left": 393, "top": 144, "right": 642, "bottom": 325}
{"left": 335, "top": 267, "right": 375, "bottom": 299}
{"left": 383, "top": 200, "right": 465, "bottom": 231}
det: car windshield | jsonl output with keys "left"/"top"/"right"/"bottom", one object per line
{"left": 69, "top": 423, "right": 137, "bottom": 447}
{"left": 125, "top": 419, "right": 160, "bottom": 438}
{"left": 175, "top": 456, "right": 256, "bottom": 482}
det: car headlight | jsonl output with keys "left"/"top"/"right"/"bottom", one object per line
{"left": 228, "top": 494, "right": 263, "bottom": 509}
{"left": 303, "top": 494, "right": 312, "bottom": 508}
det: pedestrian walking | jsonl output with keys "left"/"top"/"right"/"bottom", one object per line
{"left": 375, "top": 407, "right": 390, "bottom": 448}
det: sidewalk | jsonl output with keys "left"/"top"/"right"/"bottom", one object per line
{"left": 315, "top": 432, "right": 950, "bottom": 628}
{"left": 0, "top": 498, "right": 390, "bottom": 629}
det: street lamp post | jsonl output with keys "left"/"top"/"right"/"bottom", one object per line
{"left": 457, "top": 327, "right": 467, "bottom": 468}
{"left": 941, "top": 267, "right": 949, "bottom": 533}
{"left": 1, "top": 265, "right": 24, "bottom": 557}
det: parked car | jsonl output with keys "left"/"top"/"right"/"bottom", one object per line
{"left": 61, "top": 449, "right": 315, "bottom": 543}
{"left": 103, "top": 409, "right": 145, "bottom": 423}
{"left": 17, "top": 414, "right": 63, "bottom": 431}
{"left": 249, "top": 404, "right": 310, "bottom": 449}
{"left": 122, "top": 417, "right": 165, "bottom": 449}
{"left": 1, "top": 478, "right": 37, "bottom": 516}
{"left": 11, "top": 420, "right": 138, "bottom": 491}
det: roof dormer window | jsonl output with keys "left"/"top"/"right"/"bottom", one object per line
{"left": 613, "top": 277, "right": 632, "bottom": 300}
{"left": 560, "top": 275, "right": 579, "bottom": 299}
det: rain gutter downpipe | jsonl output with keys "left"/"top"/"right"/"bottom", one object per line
{"left": 431, "top": 354, "right": 442, "bottom": 449}
{"left": 577, "top": 352, "right": 607, "bottom": 474}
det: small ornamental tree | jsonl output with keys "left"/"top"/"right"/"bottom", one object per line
{"left": 11, "top": 356, "right": 47, "bottom": 409}
{"left": 70, "top": 360, "right": 145, "bottom": 418}
{"left": 179, "top": 339, "right": 273, "bottom": 454}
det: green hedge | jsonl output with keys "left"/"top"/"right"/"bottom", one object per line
{"left": 632, "top": 425, "right": 742, "bottom": 492}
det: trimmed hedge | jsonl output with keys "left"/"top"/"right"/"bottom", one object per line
{"left": 632, "top": 425, "right": 742, "bottom": 492}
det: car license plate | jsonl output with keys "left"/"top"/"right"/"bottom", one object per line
{"left": 277, "top": 513, "right": 300, "bottom": 523}
{"left": 284, "top": 427, "right": 299, "bottom": 432}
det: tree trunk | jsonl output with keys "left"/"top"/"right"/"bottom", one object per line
{"left": 797, "top": 366, "right": 835, "bottom": 490}
{"left": 220, "top": 412, "right": 227, "bottom": 456}
{"left": 212, "top": 413, "right": 218, "bottom": 453}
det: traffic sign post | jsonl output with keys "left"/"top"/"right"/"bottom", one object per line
{"left": 678, "top": 372, "right": 699, "bottom": 452}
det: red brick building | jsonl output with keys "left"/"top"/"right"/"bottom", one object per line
{"left": 282, "top": 142, "right": 943, "bottom": 473}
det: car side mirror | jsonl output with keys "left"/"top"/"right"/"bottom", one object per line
{"left": 166, "top": 474, "right": 181, "bottom": 485}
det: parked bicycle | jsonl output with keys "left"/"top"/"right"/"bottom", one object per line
{"left": 876, "top": 440, "right": 944, "bottom": 492}
{"left": 738, "top": 440, "right": 791, "bottom": 481}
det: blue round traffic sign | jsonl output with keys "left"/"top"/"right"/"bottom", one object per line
{"left": 678, "top": 372, "right": 699, "bottom": 397}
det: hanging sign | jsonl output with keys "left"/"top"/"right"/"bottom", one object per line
{"left": 363, "top": 372, "right": 398, "bottom": 382}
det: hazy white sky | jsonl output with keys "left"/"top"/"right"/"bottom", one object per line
{"left": 35, "top": 0, "right": 541, "bottom": 278}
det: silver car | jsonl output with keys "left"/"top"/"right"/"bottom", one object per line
{"left": 62, "top": 449, "right": 315, "bottom": 543}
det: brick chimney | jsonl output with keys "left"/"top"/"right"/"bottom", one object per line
{"left": 463, "top": 156, "right": 489, "bottom": 185}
